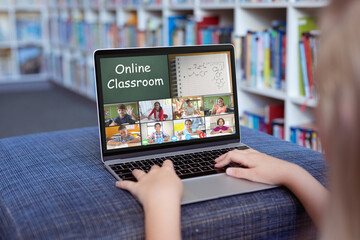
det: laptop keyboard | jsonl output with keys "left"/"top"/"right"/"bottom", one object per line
{"left": 109, "top": 145, "right": 249, "bottom": 181}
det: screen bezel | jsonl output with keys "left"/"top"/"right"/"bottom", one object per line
{"left": 94, "top": 44, "right": 240, "bottom": 161}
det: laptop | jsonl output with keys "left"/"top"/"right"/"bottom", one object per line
{"left": 93, "top": 44, "right": 274, "bottom": 204}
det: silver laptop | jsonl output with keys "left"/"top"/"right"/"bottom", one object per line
{"left": 93, "top": 44, "right": 274, "bottom": 204}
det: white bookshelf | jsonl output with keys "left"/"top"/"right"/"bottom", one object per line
{"left": 1, "top": 0, "right": 327, "bottom": 143}
{"left": 0, "top": 0, "right": 49, "bottom": 83}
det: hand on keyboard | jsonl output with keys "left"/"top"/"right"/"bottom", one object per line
{"left": 116, "top": 160, "right": 183, "bottom": 207}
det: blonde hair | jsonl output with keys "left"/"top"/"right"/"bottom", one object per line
{"left": 317, "top": 1, "right": 360, "bottom": 239}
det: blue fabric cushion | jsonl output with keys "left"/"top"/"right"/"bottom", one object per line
{"left": 0, "top": 126, "right": 326, "bottom": 239}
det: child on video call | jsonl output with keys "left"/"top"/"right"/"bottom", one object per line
{"left": 107, "top": 125, "right": 140, "bottom": 146}
{"left": 116, "top": 1, "right": 360, "bottom": 238}
{"left": 176, "top": 119, "right": 202, "bottom": 140}
{"left": 147, "top": 123, "right": 170, "bottom": 143}
{"left": 148, "top": 102, "right": 164, "bottom": 121}
{"left": 110, "top": 104, "right": 139, "bottom": 126}
{"left": 211, "top": 97, "right": 227, "bottom": 115}
{"left": 210, "top": 118, "right": 232, "bottom": 134}
{"left": 180, "top": 99, "right": 200, "bottom": 117}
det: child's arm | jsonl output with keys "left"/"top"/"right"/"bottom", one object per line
{"left": 222, "top": 128, "right": 232, "bottom": 133}
{"left": 116, "top": 160, "right": 183, "bottom": 240}
{"left": 127, "top": 137, "right": 140, "bottom": 144}
{"left": 215, "top": 149, "right": 329, "bottom": 230}
{"left": 107, "top": 140, "right": 122, "bottom": 146}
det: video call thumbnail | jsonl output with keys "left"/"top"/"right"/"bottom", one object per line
{"left": 139, "top": 98, "right": 173, "bottom": 123}
{"left": 173, "top": 117, "right": 206, "bottom": 141}
{"left": 172, "top": 96, "right": 204, "bottom": 119}
{"left": 104, "top": 102, "right": 139, "bottom": 126}
{"left": 205, "top": 114, "right": 235, "bottom": 137}
{"left": 203, "top": 94, "right": 234, "bottom": 116}
{"left": 141, "top": 121, "right": 174, "bottom": 145}
{"left": 106, "top": 124, "right": 141, "bottom": 149}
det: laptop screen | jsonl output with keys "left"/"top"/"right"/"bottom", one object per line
{"left": 94, "top": 45, "right": 240, "bottom": 157}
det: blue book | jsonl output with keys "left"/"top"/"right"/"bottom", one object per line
{"left": 276, "top": 30, "right": 284, "bottom": 90}
{"left": 168, "top": 16, "right": 187, "bottom": 46}
{"left": 290, "top": 127, "right": 297, "bottom": 144}
{"left": 250, "top": 32, "right": 257, "bottom": 87}
{"left": 299, "top": 41, "right": 310, "bottom": 97}
{"left": 185, "top": 19, "right": 195, "bottom": 45}
{"left": 202, "top": 27, "right": 213, "bottom": 45}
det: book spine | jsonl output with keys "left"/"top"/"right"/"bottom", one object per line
{"left": 299, "top": 41, "right": 310, "bottom": 98}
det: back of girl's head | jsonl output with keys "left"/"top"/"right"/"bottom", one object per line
{"left": 317, "top": 1, "right": 360, "bottom": 238}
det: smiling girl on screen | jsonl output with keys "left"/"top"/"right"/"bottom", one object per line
{"left": 211, "top": 97, "right": 227, "bottom": 115}
{"left": 148, "top": 101, "right": 164, "bottom": 121}
{"left": 210, "top": 118, "right": 233, "bottom": 134}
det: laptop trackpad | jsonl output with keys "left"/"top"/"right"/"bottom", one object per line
{"left": 181, "top": 174, "right": 276, "bottom": 205}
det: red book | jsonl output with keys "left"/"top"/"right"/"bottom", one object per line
{"left": 196, "top": 16, "right": 219, "bottom": 45}
{"left": 265, "top": 104, "right": 284, "bottom": 135}
{"left": 302, "top": 34, "right": 314, "bottom": 97}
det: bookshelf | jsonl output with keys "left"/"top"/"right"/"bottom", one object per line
{"left": 0, "top": 0, "right": 48, "bottom": 83}
{"left": 1, "top": 0, "right": 328, "bottom": 147}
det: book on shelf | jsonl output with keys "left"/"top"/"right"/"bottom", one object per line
{"left": 0, "top": 48, "right": 12, "bottom": 78}
{"left": 170, "top": 0, "right": 193, "bottom": 5}
{"left": 100, "top": 11, "right": 118, "bottom": 48}
{"left": 143, "top": 0, "right": 161, "bottom": 5}
{"left": 168, "top": 15, "right": 188, "bottom": 46}
{"left": 242, "top": 103, "right": 284, "bottom": 137}
{"left": 18, "top": 46, "right": 43, "bottom": 75}
{"left": 271, "top": 118, "right": 284, "bottom": 140}
{"left": 265, "top": 104, "right": 284, "bottom": 134}
{"left": 145, "top": 17, "right": 163, "bottom": 47}
{"left": 242, "top": 110, "right": 267, "bottom": 133}
{"left": 290, "top": 123, "right": 322, "bottom": 152}
{"left": 118, "top": 11, "right": 138, "bottom": 48}
{"left": 84, "top": 10, "right": 100, "bottom": 52}
{"left": 16, "top": 12, "right": 42, "bottom": 42}
{"left": 168, "top": 15, "right": 233, "bottom": 46}
{"left": 239, "top": 0, "right": 287, "bottom": 2}
{"left": 299, "top": 30, "right": 320, "bottom": 99}
{"left": 298, "top": 17, "right": 317, "bottom": 98}
{"left": 196, "top": 16, "right": 219, "bottom": 45}
{"left": 239, "top": 20, "right": 286, "bottom": 91}
{"left": 0, "top": 13, "right": 10, "bottom": 42}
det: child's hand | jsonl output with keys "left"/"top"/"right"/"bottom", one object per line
{"left": 116, "top": 160, "right": 183, "bottom": 207}
{"left": 126, "top": 106, "right": 133, "bottom": 115}
{"left": 215, "top": 148, "right": 295, "bottom": 186}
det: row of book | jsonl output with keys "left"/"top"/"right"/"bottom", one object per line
{"left": 298, "top": 17, "right": 319, "bottom": 98}
{"left": 241, "top": 104, "right": 284, "bottom": 136}
{"left": 0, "top": 46, "right": 43, "bottom": 78}
{"left": 0, "top": 14, "right": 9, "bottom": 42}
{"left": 0, "top": 49, "right": 12, "bottom": 77}
{"left": 239, "top": 0, "right": 287, "bottom": 2}
{"left": 169, "top": 16, "right": 233, "bottom": 46}
{"left": 290, "top": 124, "right": 322, "bottom": 152}
{"left": 48, "top": 51, "right": 95, "bottom": 98}
{"left": 299, "top": 31, "right": 319, "bottom": 99}
{"left": 0, "top": 12, "right": 42, "bottom": 42}
{"left": 239, "top": 20, "right": 287, "bottom": 91}
{"left": 16, "top": 12, "right": 42, "bottom": 42}
{"left": 1, "top": 0, "right": 42, "bottom": 4}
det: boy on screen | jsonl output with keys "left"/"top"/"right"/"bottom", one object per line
{"left": 110, "top": 104, "right": 139, "bottom": 126}
{"left": 107, "top": 125, "right": 140, "bottom": 146}
{"left": 148, "top": 123, "right": 170, "bottom": 143}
